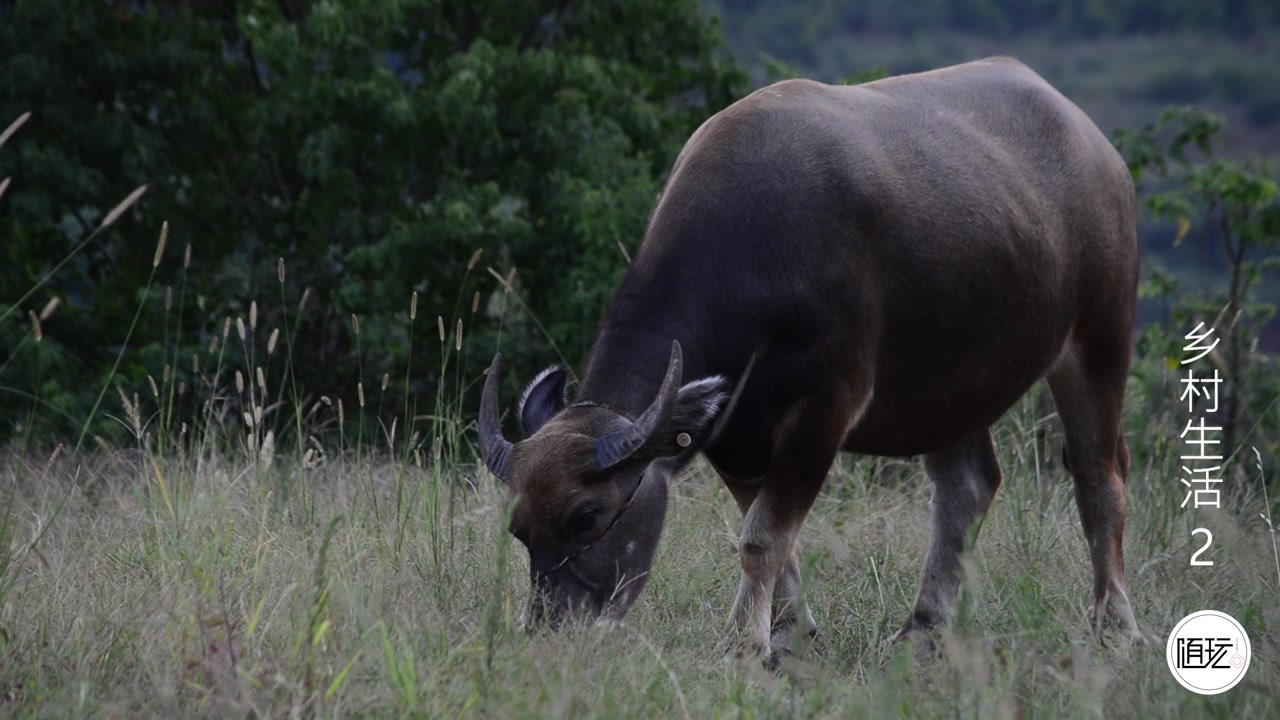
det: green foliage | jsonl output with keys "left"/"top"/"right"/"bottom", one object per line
{"left": 1115, "top": 107, "right": 1280, "bottom": 465}
{"left": 711, "top": 0, "right": 1280, "bottom": 50}
{"left": 0, "top": 0, "right": 748, "bottom": 445}
{"left": 841, "top": 66, "right": 890, "bottom": 86}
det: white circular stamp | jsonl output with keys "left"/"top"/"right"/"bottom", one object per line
{"left": 1166, "top": 610, "right": 1251, "bottom": 695}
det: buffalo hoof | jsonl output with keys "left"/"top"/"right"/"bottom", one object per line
{"left": 729, "top": 637, "right": 769, "bottom": 664}
{"left": 763, "top": 647, "right": 788, "bottom": 674}
{"left": 769, "top": 622, "right": 818, "bottom": 657}
{"left": 1089, "top": 601, "right": 1143, "bottom": 651}
{"left": 877, "top": 624, "right": 939, "bottom": 664}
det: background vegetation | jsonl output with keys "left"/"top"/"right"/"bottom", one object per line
{"left": 1, "top": 0, "right": 1278, "bottom": 453}
{"left": 0, "top": 0, "right": 747, "bottom": 445}
{"left": 710, "top": 0, "right": 1280, "bottom": 149}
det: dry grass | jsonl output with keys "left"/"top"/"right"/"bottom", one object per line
{"left": 1, "top": 390, "right": 1277, "bottom": 718}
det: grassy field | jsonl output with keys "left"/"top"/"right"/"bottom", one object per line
{"left": 1, "top": 385, "right": 1277, "bottom": 719}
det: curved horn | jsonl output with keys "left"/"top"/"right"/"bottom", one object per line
{"left": 479, "top": 354, "right": 515, "bottom": 483}
{"left": 593, "top": 341, "right": 684, "bottom": 470}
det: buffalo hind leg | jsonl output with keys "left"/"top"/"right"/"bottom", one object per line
{"left": 722, "top": 478, "right": 818, "bottom": 655}
{"left": 883, "top": 429, "right": 1003, "bottom": 654}
{"left": 1047, "top": 348, "right": 1140, "bottom": 645}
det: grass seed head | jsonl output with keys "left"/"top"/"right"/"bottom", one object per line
{"left": 381, "top": 373, "right": 389, "bottom": 391}
{"left": 28, "top": 311, "right": 41, "bottom": 342}
{"left": 235, "top": 370, "right": 245, "bottom": 395}
{"left": 152, "top": 221, "right": 168, "bottom": 268}
{"left": 467, "top": 248, "right": 484, "bottom": 270}
{"left": 117, "top": 386, "right": 141, "bottom": 436}
{"left": 148, "top": 375, "right": 159, "bottom": 399}
{"left": 358, "top": 382, "right": 365, "bottom": 408}
{"left": 183, "top": 244, "right": 191, "bottom": 269}
{"left": 38, "top": 296, "right": 60, "bottom": 321}
{"left": 351, "top": 313, "right": 360, "bottom": 336}
{"left": 0, "top": 111, "right": 31, "bottom": 149}
{"left": 267, "top": 328, "right": 279, "bottom": 355}
{"left": 256, "top": 366, "right": 267, "bottom": 394}
{"left": 299, "top": 287, "right": 312, "bottom": 313}
{"left": 250, "top": 301, "right": 258, "bottom": 331}
{"left": 486, "top": 266, "right": 512, "bottom": 292}
{"left": 437, "top": 316, "right": 445, "bottom": 342}
{"left": 456, "top": 319, "right": 463, "bottom": 351}
{"left": 410, "top": 291, "right": 418, "bottom": 320}
{"left": 278, "top": 257, "right": 285, "bottom": 283}
{"left": 102, "top": 184, "right": 148, "bottom": 229}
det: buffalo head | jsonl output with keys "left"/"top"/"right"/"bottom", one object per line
{"left": 478, "top": 341, "right": 729, "bottom": 627}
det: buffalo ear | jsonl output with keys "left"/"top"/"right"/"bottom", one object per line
{"left": 518, "top": 365, "right": 569, "bottom": 437}
{"left": 647, "top": 376, "right": 730, "bottom": 457}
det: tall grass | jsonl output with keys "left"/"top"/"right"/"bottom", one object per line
{"left": 2, "top": 397, "right": 1278, "bottom": 717}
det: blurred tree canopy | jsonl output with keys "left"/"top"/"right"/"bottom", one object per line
{"left": 0, "top": 0, "right": 747, "bottom": 444}
{"left": 711, "top": 0, "right": 1280, "bottom": 62}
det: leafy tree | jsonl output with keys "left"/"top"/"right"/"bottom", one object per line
{"left": 709, "top": 0, "right": 1280, "bottom": 55}
{"left": 1115, "top": 107, "right": 1280, "bottom": 467}
{"left": 0, "top": 0, "right": 748, "bottom": 446}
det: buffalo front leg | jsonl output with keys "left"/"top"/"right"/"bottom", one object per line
{"left": 728, "top": 395, "right": 856, "bottom": 659}
{"left": 884, "top": 429, "right": 1003, "bottom": 652}
{"left": 722, "top": 478, "right": 818, "bottom": 654}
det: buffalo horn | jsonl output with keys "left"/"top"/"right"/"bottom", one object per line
{"left": 593, "top": 341, "right": 684, "bottom": 469}
{"left": 479, "top": 353, "right": 515, "bottom": 483}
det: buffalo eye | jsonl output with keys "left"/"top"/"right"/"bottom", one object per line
{"left": 566, "top": 507, "right": 598, "bottom": 536}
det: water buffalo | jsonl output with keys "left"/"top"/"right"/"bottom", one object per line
{"left": 478, "top": 56, "right": 1140, "bottom": 658}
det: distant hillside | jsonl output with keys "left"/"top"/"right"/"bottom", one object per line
{"left": 707, "top": 4, "right": 1280, "bottom": 161}
{"left": 712, "top": 0, "right": 1280, "bottom": 48}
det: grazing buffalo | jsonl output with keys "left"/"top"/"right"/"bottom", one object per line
{"left": 478, "top": 56, "right": 1140, "bottom": 657}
